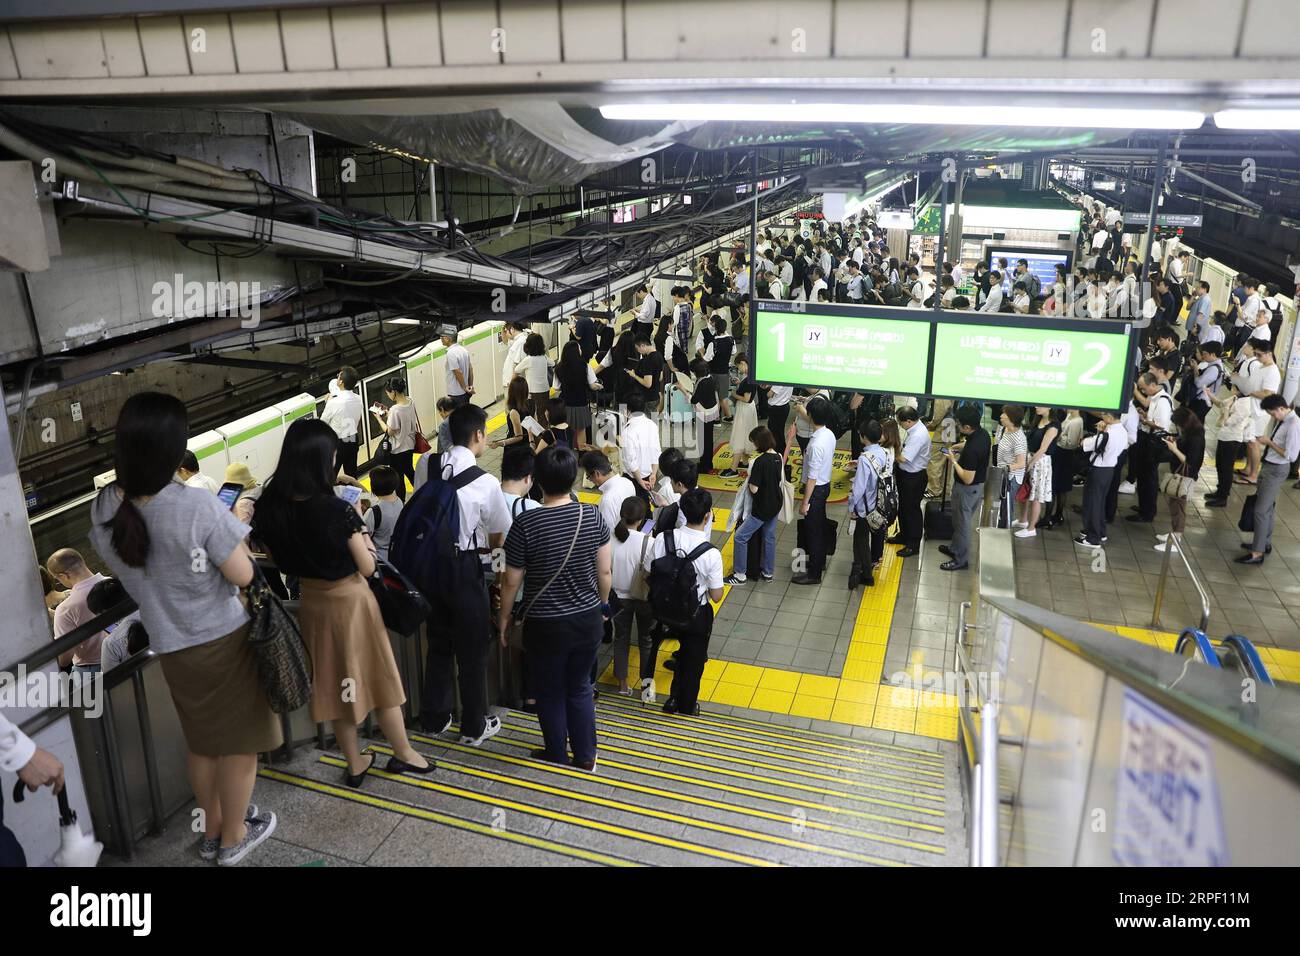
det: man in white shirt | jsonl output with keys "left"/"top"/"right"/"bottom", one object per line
{"left": 441, "top": 326, "right": 474, "bottom": 407}
{"left": 177, "top": 450, "right": 220, "bottom": 493}
{"left": 731, "top": 263, "right": 750, "bottom": 298}
{"left": 808, "top": 268, "right": 828, "bottom": 303}
{"left": 1236, "top": 342, "right": 1282, "bottom": 484}
{"left": 948, "top": 260, "right": 964, "bottom": 288}
{"left": 1239, "top": 396, "right": 1300, "bottom": 563}
{"left": 634, "top": 284, "right": 657, "bottom": 334}
{"left": 767, "top": 273, "right": 785, "bottom": 300}
{"left": 421, "top": 403, "right": 509, "bottom": 746}
{"left": 778, "top": 256, "right": 794, "bottom": 289}
{"left": 817, "top": 243, "right": 833, "bottom": 278}
{"left": 500, "top": 322, "right": 529, "bottom": 391}
{"left": 642, "top": 488, "right": 724, "bottom": 716}
{"left": 793, "top": 398, "right": 837, "bottom": 585}
{"left": 581, "top": 450, "right": 635, "bottom": 531}
{"left": 979, "top": 272, "right": 1005, "bottom": 313}
{"left": 618, "top": 392, "right": 662, "bottom": 499}
{"left": 1128, "top": 372, "right": 1173, "bottom": 524}
{"left": 321, "top": 366, "right": 364, "bottom": 477}
{"left": 1077, "top": 412, "right": 1129, "bottom": 548}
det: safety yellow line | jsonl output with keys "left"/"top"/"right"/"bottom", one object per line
{"left": 310, "top": 758, "right": 777, "bottom": 867}
{"left": 587, "top": 701, "right": 947, "bottom": 773}
{"left": 354, "top": 743, "right": 944, "bottom": 855}
{"left": 411, "top": 730, "right": 945, "bottom": 818}
{"left": 594, "top": 694, "right": 946, "bottom": 761}
{"left": 490, "top": 719, "right": 947, "bottom": 803}
{"left": 559, "top": 712, "right": 947, "bottom": 789}
{"left": 256, "top": 767, "right": 639, "bottom": 867}
{"left": 426, "top": 734, "right": 944, "bottom": 833}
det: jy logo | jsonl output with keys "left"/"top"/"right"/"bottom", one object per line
{"left": 1043, "top": 341, "right": 1071, "bottom": 366}
{"left": 803, "top": 325, "right": 827, "bottom": 348}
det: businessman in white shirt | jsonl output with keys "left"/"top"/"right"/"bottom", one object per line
{"left": 793, "top": 399, "right": 837, "bottom": 585}
{"left": 322, "top": 366, "right": 365, "bottom": 477}
{"left": 979, "top": 272, "right": 1005, "bottom": 312}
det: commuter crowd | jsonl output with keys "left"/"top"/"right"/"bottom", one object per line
{"left": 20, "top": 210, "right": 1297, "bottom": 868}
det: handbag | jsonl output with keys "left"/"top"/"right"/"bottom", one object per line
{"left": 244, "top": 564, "right": 313, "bottom": 714}
{"left": 1015, "top": 475, "right": 1031, "bottom": 502}
{"left": 1160, "top": 458, "right": 1195, "bottom": 500}
{"left": 412, "top": 407, "right": 432, "bottom": 456}
{"left": 1238, "top": 493, "right": 1257, "bottom": 533}
{"left": 628, "top": 534, "right": 652, "bottom": 601}
{"left": 507, "top": 505, "right": 584, "bottom": 648}
{"left": 369, "top": 558, "right": 432, "bottom": 636}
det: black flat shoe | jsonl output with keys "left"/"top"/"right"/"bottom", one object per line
{"left": 938, "top": 545, "right": 954, "bottom": 558}
{"left": 1239, "top": 543, "right": 1272, "bottom": 554}
{"left": 662, "top": 697, "right": 678, "bottom": 714}
{"left": 1234, "top": 554, "right": 1266, "bottom": 565}
{"left": 385, "top": 755, "right": 435, "bottom": 775}
{"left": 529, "top": 748, "right": 569, "bottom": 765}
{"left": 1125, "top": 515, "right": 1153, "bottom": 524}
{"left": 344, "top": 752, "right": 376, "bottom": 789}
{"left": 846, "top": 569, "right": 860, "bottom": 592}
{"left": 862, "top": 575, "right": 875, "bottom": 587}
{"left": 897, "top": 547, "right": 919, "bottom": 557}
{"left": 791, "top": 574, "right": 822, "bottom": 585}
{"left": 1205, "top": 498, "right": 1227, "bottom": 508}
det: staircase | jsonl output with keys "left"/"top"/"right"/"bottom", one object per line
{"left": 111, "top": 697, "right": 968, "bottom": 867}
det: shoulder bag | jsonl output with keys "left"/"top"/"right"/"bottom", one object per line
{"left": 1161, "top": 456, "right": 1195, "bottom": 500}
{"left": 244, "top": 563, "right": 313, "bottom": 714}
{"left": 628, "top": 533, "right": 652, "bottom": 602}
{"left": 507, "top": 505, "right": 584, "bottom": 649}
{"left": 369, "top": 558, "right": 433, "bottom": 636}
{"left": 411, "top": 406, "right": 432, "bottom": 456}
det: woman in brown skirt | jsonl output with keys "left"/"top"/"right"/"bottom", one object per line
{"left": 91, "top": 392, "right": 281, "bottom": 866}
{"left": 254, "top": 418, "right": 432, "bottom": 787}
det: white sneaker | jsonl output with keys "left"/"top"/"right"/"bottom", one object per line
{"left": 1012, "top": 520, "right": 1029, "bottom": 529}
{"left": 1014, "top": 528, "right": 1037, "bottom": 538}
{"left": 1155, "top": 533, "right": 1170, "bottom": 543}
{"left": 459, "top": 714, "right": 502, "bottom": 747}
{"left": 1153, "top": 542, "right": 1180, "bottom": 554}
{"left": 1118, "top": 481, "right": 1136, "bottom": 495}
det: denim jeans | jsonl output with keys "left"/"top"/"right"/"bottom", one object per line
{"left": 732, "top": 514, "right": 777, "bottom": 578}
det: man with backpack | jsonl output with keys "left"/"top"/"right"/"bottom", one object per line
{"left": 390, "top": 403, "right": 510, "bottom": 746}
{"left": 847, "top": 420, "right": 894, "bottom": 589}
{"left": 643, "top": 488, "right": 724, "bottom": 716}
{"left": 938, "top": 407, "right": 990, "bottom": 572}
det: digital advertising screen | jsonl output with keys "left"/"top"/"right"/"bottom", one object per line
{"left": 986, "top": 247, "right": 1074, "bottom": 293}
{"left": 752, "top": 302, "right": 931, "bottom": 395}
{"left": 930, "top": 316, "right": 1135, "bottom": 413}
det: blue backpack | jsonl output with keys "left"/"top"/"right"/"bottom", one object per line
{"left": 388, "top": 464, "right": 485, "bottom": 611}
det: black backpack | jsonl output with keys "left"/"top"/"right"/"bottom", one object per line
{"left": 388, "top": 464, "right": 486, "bottom": 613}
{"left": 647, "top": 530, "right": 714, "bottom": 629}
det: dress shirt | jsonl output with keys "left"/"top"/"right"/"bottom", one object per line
{"left": 804, "top": 426, "right": 836, "bottom": 486}
{"left": 898, "top": 421, "right": 931, "bottom": 473}
{"left": 619, "top": 414, "right": 662, "bottom": 479}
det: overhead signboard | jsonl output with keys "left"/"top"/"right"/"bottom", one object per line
{"left": 751, "top": 301, "right": 1136, "bottom": 413}
{"left": 752, "top": 302, "right": 930, "bottom": 395}
{"left": 1122, "top": 213, "right": 1203, "bottom": 228}
{"left": 931, "top": 315, "right": 1134, "bottom": 412}
{"left": 877, "top": 210, "right": 916, "bottom": 230}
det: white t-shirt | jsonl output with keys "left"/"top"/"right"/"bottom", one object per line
{"left": 184, "top": 473, "right": 220, "bottom": 494}
{"left": 643, "top": 525, "right": 724, "bottom": 605}
{"left": 445, "top": 343, "right": 471, "bottom": 396}
{"left": 322, "top": 380, "right": 364, "bottom": 442}
{"left": 611, "top": 528, "right": 650, "bottom": 599}
{"left": 515, "top": 355, "right": 552, "bottom": 393}
{"left": 502, "top": 334, "right": 528, "bottom": 388}
{"left": 439, "top": 446, "right": 511, "bottom": 551}
{"left": 620, "top": 414, "right": 662, "bottom": 479}
{"left": 597, "top": 475, "right": 636, "bottom": 532}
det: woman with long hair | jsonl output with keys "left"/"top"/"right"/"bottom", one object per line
{"left": 490, "top": 376, "right": 531, "bottom": 452}
{"left": 253, "top": 418, "right": 431, "bottom": 788}
{"left": 609, "top": 495, "right": 656, "bottom": 696}
{"left": 1016, "top": 407, "right": 1060, "bottom": 537}
{"left": 557, "top": 339, "right": 600, "bottom": 449}
{"left": 1155, "top": 407, "right": 1206, "bottom": 554}
{"left": 536, "top": 398, "right": 573, "bottom": 453}
{"left": 91, "top": 392, "right": 279, "bottom": 866}
{"left": 880, "top": 418, "right": 902, "bottom": 471}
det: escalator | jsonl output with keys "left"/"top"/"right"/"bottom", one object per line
{"left": 1175, "top": 628, "right": 1275, "bottom": 686}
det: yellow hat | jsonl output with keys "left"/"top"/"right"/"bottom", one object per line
{"left": 224, "top": 462, "right": 257, "bottom": 489}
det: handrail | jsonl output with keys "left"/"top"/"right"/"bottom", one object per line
{"left": 2, "top": 598, "right": 138, "bottom": 677}
{"left": 987, "top": 594, "right": 1300, "bottom": 784}
{"left": 1150, "top": 533, "right": 1211, "bottom": 632}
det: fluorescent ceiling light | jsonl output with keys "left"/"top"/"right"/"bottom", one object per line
{"left": 1214, "top": 109, "right": 1300, "bottom": 130}
{"left": 600, "top": 103, "right": 1204, "bottom": 130}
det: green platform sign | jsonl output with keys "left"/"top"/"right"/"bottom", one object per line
{"left": 931, "top": 319, "right": 1133, "bottom": 411}
{"left": 753, "top": 304, "right": 930, "bottom": 394}
{"left": 750, "top": 300, "right": 1136, "bottom": 413}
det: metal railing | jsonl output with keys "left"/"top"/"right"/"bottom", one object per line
{"left": 1151, "top": 533, "right": 1211, "bottom": 633}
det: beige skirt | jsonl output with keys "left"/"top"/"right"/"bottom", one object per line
{"left": 297, "top": 573, "right": 406, "bottom": 724}
{"left": 160, "top": 623, "right": 282, "bottom": 757}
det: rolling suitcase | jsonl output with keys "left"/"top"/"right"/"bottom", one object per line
{"left": 924, "top": 458, "right": 954, "bottom": 541}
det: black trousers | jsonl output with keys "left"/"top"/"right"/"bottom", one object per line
{"left": 421, "top": 565, "right": 491, "bottom": 738}
{"left": 767, "top": 403, "right": 790, "bottom": 455}
{"left": 338, "top": 439, "right": 360, "bottom": 479}
{"left": 1133, "top": 432, "right": 1162, "bottom": 520}
{"left": 624, "top": 472, "right": 651, "bottom": 509}
{"left": 896, "top": 468, "right": 928, "bottom": 547}
{"left": 1213, "top": 439, "right": 1242, "bottom": 498}
{"left": 699, "top": 419, "right": 715, "bottom": 473}
{"left": 1082, "top": 465, "right": 1113, "bottom": 544}
{"left": 668, "top": 604, "right": 714, "bottom": 712}
{"left": 1106, "top": 448, "right": 1128, "bottom": 523}
{"left": 851, "top": 517, "right": 885, "bottom": 581}
{"left": 392, "top": 449, "right": 415, "bottom": 501}
{"left": 804, "top": 483, "right": 832, "bottom": 579}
